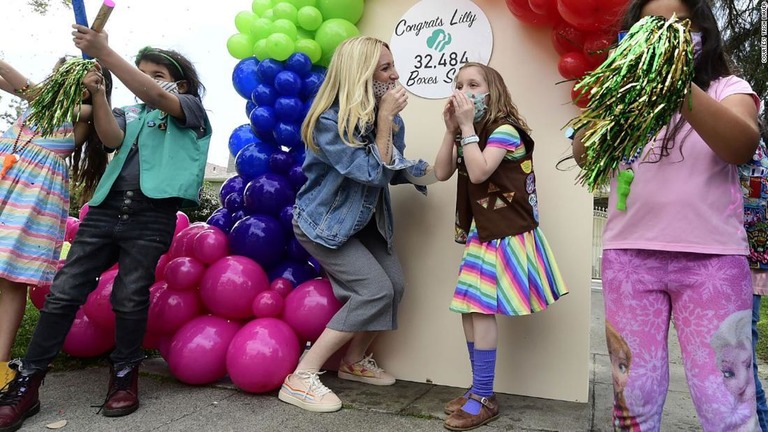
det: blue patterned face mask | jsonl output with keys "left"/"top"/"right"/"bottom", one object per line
{"left": 465, "top": 92, "right": 488, "bottom": 122}
{"left": 691, "top": 32, "right": 703, "bottom": 61}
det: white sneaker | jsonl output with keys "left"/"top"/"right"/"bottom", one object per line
{"left": 278, "top": 370, "right": 342, "bottom": 412}
{"left": 338, "top": 354, "right": 396, "bottom": 386}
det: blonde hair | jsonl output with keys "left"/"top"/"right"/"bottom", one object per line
{"left": 302, "top": 36, "right": 388, "bottom": 152}
{"left": 456, "top": 62, "right": 531, "bottom": 137}
{"left": 710, "top": 310, "right": 752, "bottom": 362}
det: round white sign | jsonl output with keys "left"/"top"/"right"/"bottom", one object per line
{"left": 389, "top": 0, "right": 493, "bottom": 99}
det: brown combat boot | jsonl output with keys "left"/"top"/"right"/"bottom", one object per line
{"left": 102, "top": 363, "right": 140, "bottom": 417}
{"left": 0, "top": 362, "right": 46, "bottom": 432}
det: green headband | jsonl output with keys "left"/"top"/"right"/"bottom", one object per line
{"left": 137, "top": 46, "right": 184, "bottom": 78}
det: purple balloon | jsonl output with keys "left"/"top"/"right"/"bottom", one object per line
{"left": 251, "top": 83, "right": 277, "bottom": 107}
{"left": 256, "top": 59, "right": 284, "bottom": 85}
{"left": 243, "top": 173, "right": 295, "bottom": 217}
{"left": 219, "top": 176, "right": 246, "bottom": 204}
{"left": 268, "top": 260, "right": 316, "bottom": 286}
{"left": 232, "top": 210, "right": 247, "bottom": 221}
{"left": 286, "top": 238, "right": 309, "bottom": 261}
{"left": 274, "top": 70, "right": 302, "bottom": 96}
{"left": 228, "top": 215, "right": 287, "bottom": 269}
{"left": 288, "top": 165, "right": 307, "bottom": 191}
{"left": 206, "top": 208, "right": 234, "bottom": 234}
{"left": 224, "top": 193, "right": 244, "bottom": 212}
{"left": 279, "top": 205, "right": 294, "bottom": 233}
{"left": 235, "top": 142, "right": 274, "bottom": 181}
{"left": 269, "top": 150, "right": 294, "bottom": 175}
{"left": 273, "top": 122, "right": 302, "bottom": 149}
{"left": 289, "top": 146, "right": 306, "bottom": 166}
{"left": 284, "top": 52, "right": 312, "bottom": 77}
{"left": 226, "top": 318, "right": 301, "bottom": 393}
{"left": 168, "top": 315, "right": 241, "bottom": 385}
{"left": 274, "top": 96, "right": 304, "bottom": 123}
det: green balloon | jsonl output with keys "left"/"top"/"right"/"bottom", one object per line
{"left": 297, "top": 6, "right": 323, "bottom": 31}
{"left": 251, "top": 0, "right": 272, "bottom": 15}
{"left": 262, "top": 9, "right": 274, "bottom": 20}
{"left": 315, "top": 18, "right": 360, "bottom": 64}
{"left": 227, "top": 33, "right": 255, "bottom": 59}
{"left": 235, "top": 11, "right": 258, "bottom": 34}
{"left": 272, "top": 2, "right": 298, "bottom": 24}
{"left": 253, "top": 39, "right": 270, "bottom": 61}
{"left": 296, "top": 28, "right": 314, "bottom": 40}
{"left": 251, "top": 18, "right": 274, "bottom": 41}
{"left": 285, "top": 0, "right": 316, "bottom": 8}
{"left": 295, "top": 39, "right": 322, "bottom": 64}
{"left": 271, "top": 18, "right": 298, "bottom": 40}
{"left": 267, "top": 33, "right": 295, "bottom": 61}
{"left": 317, "top": 0, "right": 364, "bottom": 24}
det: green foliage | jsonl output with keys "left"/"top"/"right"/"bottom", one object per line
{"left": 184, "top": 182, "right": 222, "bottom": 224}
{"left": 27, "top": 0, "right": 71, "bottom": 15}
{"left": 758, "top": 296, "right": 768, "bottom": 364}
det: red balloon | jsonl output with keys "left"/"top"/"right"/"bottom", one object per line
{"left": 528, "top": 0, "right": 558, "bottom": 18}
{"left": 551, "top": 21, "right": 587, "bottom": 55}
{"left": 29, "top": 284, "right": 51, "bottom": 310}
{"left": 557, "top": 0, "right": 625, "bottom": 32}
{"left": 557, "top": 51, "right": 591, "bottom": 80}
{"left": 506, "top": 0, "right": 556, "bottom": 26}
{"left": 571, "top": 82, "right": 592, "bottom": 108}
{"left": 583, "top": 31, "right": 614, "bottom": 67}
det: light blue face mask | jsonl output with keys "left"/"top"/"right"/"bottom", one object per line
{"left": 464, "top": 92, "right": 488, "bottom": 122}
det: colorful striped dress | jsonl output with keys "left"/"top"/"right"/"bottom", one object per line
{"left": 0, "top": 110, "right": 74, "bottom": 285}
{"left": 450, "top": 124, "right": 568, "bottom": 316}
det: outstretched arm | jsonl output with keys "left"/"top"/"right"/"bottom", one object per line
{"left": 0, "top": 60, "right": 35, "bottom": 100}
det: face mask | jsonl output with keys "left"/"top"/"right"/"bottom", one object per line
{"left": 691, "top": 32, "right": 703, "bottom": 61}
{"left": 154, "top": 78, "right": 179, "bottom": 94}
{"left": 373, "top": 80, "right": 393, "bottom": 100}
{"left": 465, "top": 92, "right": 488, "bottom": 122}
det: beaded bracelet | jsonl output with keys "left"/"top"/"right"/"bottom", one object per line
{"left": 15, "top": 80, "right": 31, "bottom": 95}
{"left": 460, "top": 134, "right": 479, "bottom": 147}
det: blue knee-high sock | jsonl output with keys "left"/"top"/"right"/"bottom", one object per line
{"left": 464, "top": 342, "right": 475, "bottom": 396}
{"left": 461, "top": 348, "right": 496, "bottom": 415}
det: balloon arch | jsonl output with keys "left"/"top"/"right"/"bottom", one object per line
{"left": 41, "top": 0, "right": 624, "bottom": 394}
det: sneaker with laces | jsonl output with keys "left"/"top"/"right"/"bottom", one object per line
{"left": 337, "top": 354, "right": 396, "bottom": 386}
{"left": 278, "top": 371, "right": 342, "bottom": 413}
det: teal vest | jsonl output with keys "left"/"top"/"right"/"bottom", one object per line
{"left": 90, "top": 104, "right": 212, "bottom": 208}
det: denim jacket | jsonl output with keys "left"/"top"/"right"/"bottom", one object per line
{"left": 294, "top": 105, "right": 429, "bottom": 250}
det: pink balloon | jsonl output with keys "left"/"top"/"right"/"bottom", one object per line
{"left": 167, "top": 315, "right": 241, "bottom": 385}
{"left": 164, "top": 257, "right": 206, "bottom": 291}
{"left": 155, "top": 254, "right": 171, "bottom": 282}
{"left": 169, "top": 223, "right": 210, "bottom": 259}
{"left": 192, "top": 228, "right": 230, "bottom": 265}
{"left": 174, "top": 211, "right": 191, "bottom": 238}
{"left": 282, "top": 278, "right": 341, "bottom": 343}
{"left": 29, "top": 284, "right": 51, "bottom": 310}
{"left": 83, "top": 268, "right": 119, "bottom": 332}
{"left": 252, "top": 291, "right": 285, "bottom": 318}
{"left": 78, "top": 203, "right": 90, "bottom": 221}
{"left": 226, "top": 318, "right": 301, "bottom": 393}
{"left": 157, "top": 335, "right": 172, "bottom": 360}
{"left": 146, "top": 289, "right": 202, "bottom": 335}
{"left": 62, "top": 308, "right": 114, "bottom": 358}
{"left": 149, "top": 280, "right": 168, "bottom": 302}
{"left": 64, "top": 217, "right": 80, "bottom": 242}
{"left": 270, "top": 277, "right": 294, "bottom": 298}
{"left": 199, "top": 256, "right": 269, "bottom": 320}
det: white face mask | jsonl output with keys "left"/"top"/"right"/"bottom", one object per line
{"left": 154, "top": 78, "right": 179, "bottom": 94}
{"left": 691, "top": 31, "right": 703, "bottom": 61}
{"left": 373, "top": 80, "right": 394, "bottom": 100}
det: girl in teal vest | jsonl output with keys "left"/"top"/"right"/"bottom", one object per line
{"left": 0, "top": 27, "right": 211, "bottom": 430}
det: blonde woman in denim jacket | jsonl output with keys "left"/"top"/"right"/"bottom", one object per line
{"left": 278, "top": 36, "right": 430, "bottom": 413}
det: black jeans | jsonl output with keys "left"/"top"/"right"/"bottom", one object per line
{"left": 22, "top": 190, "right": 177, "bottom": 371}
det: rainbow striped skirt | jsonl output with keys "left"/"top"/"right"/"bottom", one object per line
{"left": 450, "top": 224, "right": 568, "bottom": 316}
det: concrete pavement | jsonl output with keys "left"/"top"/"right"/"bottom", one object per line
{"left": 12, "top": 287, "right": 740, "bottom": 431}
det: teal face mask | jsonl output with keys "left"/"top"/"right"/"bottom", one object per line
{"left": 465, "top": 92, "right": 488, "bottom": 122}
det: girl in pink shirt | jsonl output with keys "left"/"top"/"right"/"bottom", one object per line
{"left": 572, "top": 0, "right": 761, "bottom": 430}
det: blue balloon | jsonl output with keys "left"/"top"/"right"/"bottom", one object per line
{"left": 256, "top": 59, "right": 284, "bottom": 85}
{"left": 250, "top": 106, "right": 276, "bottom": 135}
{"left": 274, "top": 71, "right": 302, "bottom": 96}
{"left": 207, "top": 208, "right": 234, "bottom": 233}
{"left": 288, "top": 165, "right": 307, "bottom": 191}
{"left": 289, "top": 145, "right": 306, "bottom": 166}
{"left": 229, "top": 124, "right": 259, "bottom": 158}
{"left": 235, "top": 142, "right": 274, "bottom": 181}
{"left": 286, "top": 238, "right": 309, "bottom": 261}
{"left": 224, "top": 192, "right": 244, "bottom": 212}
{"left": 273, "top": 122, "right": 302, "bottom": 149}
{"left": 284, "top": 52, "right": 312, "bottom": 78}
{"left": 228, "top": 215, "right": 287, "bottom": 270}
{"left": 232, "top": 210, "right": 247, "bottom": 222}
{"left": 269, "top": 150, "right": 294, "bottom": 175}
{"left": 246, "top": 100, "right": 256, "bottom": 118}
{"left": 251, "top": 83, "right": 277, "bottom": 107}
{"left": 232, "top": 57, "right": 261, "bottom": 100}
{"left": 219, "top": 175, "right": 245, "bottom": 204}
{"left": 301, "top": 72, "right": 325, "bottom": 99}
{"left": 267, "top": 260, "right": 315, "bottom": 286}
{"left": 243, "top": 173, "right": 296, "bottom": 217}
{"left": 311, "top": 65, "right": 326, "bottom": 75}
{"left": 274, "top": 96, "right": 305, "bottom": 123}
{"left": 307, "top": 256, "right": 322, "bottom": 276}
{"left": 279, "top": 205, "right": 294, "bottom": 233}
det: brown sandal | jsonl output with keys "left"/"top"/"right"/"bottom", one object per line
{"left": 443, "top": 393, "right": 499, "bottom": 431}
{"left": 443, "top": 392, "right": 468, "bottom": 415}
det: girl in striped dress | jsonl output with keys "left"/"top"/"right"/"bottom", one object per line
{"left": 0, "top": 57, "right": 111, "bottom": 383}
{"left": 433, "top": 63, "right": 568, "bottom": 431}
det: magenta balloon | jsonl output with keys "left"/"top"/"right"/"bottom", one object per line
{"left": 174, "top": 211, "right": 191, "bottom": 238}
{"left": 192, "top": 228, "right": 230, "bottom": 265}
{"left": 199, "top": 256, "right": 270, "bottom": 320}
{"left": 78, "top": 203, "right": 89, "bottom": 221}
{"left": 64, "top": 217, "right": 80, "bottom": 242}
{"left": 149, "top": 280, "right": 168, "bottom": 303}
{"left": 169, "top": 222, "right": 210, "bottom": 259}
{"left": 270, "top": 277, "right": 294, "bottom": 298}
{"left": 168, "top": 315, "right": 241, "bottom": 385}
{"left": 226, "top": 318, "right": 301, "bottom": 393}
{"left": 29, "top": 284, "right": 50, "bottom": 310}
{"left": 157, "top": 335, "right": 172, "bottom": 360}
{"left": 146, "top": 289, "right": 202, "bottom": 335}
{"left": 282, "top": 278, "right": 341, "bottom": 343}
{"left": 164, "top": 256, "right": 206, "bottom": 291}
{"left": 62, "top": 309, "right": 114, "bottom": 357}
{"left": 252, "top": 291, "right": 285, "bottom": 318}
{"left": 83, "top": 268, "right": 119, "bottom": 332}
{"left": 155, "top": 254, "right": 171, "bottom": 282}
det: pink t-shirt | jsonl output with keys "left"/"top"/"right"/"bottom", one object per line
{"left": 602, "top": 76, "right": 761, "bottom": 255}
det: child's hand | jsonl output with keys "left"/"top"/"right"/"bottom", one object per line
{"left": 82, "top": 66, "right": 106, "bottom": 98}
{"left": 451, "top": 90, "right": 475, "bottom": 129}
{"left": 443, "top": 99, "right": 458, "bottom": 132}
{"left": 72, "top": 25, "right": 109, "bottom": 58}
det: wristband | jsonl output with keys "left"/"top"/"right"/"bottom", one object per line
{"left": 460, "top": 134, "right": 479, "bottom": 147}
